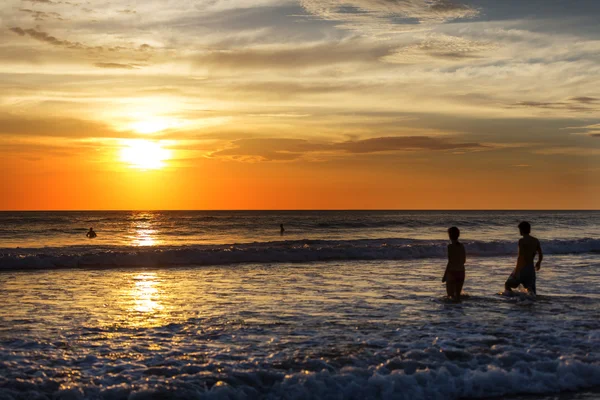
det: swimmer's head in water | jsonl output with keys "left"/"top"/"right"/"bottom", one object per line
{"left": 448, "top": 226, "right": 460, "bottom": 241}
{"left": 518, "top": 221, "right": 531, "bottom": 235}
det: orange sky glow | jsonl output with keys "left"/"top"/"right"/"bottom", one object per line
{"left": 1, "top": 0, "right": 599, "bottom": 209}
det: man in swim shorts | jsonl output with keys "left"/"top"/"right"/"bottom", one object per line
{"left": 504, "top": 221, "right": 543, "bottom": 295}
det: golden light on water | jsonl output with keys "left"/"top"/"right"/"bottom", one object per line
{"left": 132, "top": 229, "right": 158, "bottom": 246}
{"left": 128, "top": 212, "right": 161, "bottom": 246}
{"left": 131, "top": 273, "right": 164, "bottom": 314}
{"left": 110, "top": 271, "right": 174, "bottom": 329}
{"left": 119, "top": 139, "right": 172, "bottom": 170}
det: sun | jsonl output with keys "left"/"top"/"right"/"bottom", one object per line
{"left": 120, "top": 140, "right": 172, "bottom": 170}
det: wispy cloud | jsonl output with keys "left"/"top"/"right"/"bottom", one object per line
{"left": 568, "top": 123, "right": 600, "bottom": 137}
{"left": 570, "top": 97, "right": 599, "bottom": 104}
{"left": 21, "top": 0, "right": 57, "bottom": 4}
{"left": 0, "top": 114, "right": 125, "bottom": 138}
{"left": 19, "top": 8, "right": 63, "bottom": 21}
{"left": 211, "top": 135, "right": 487, "bottom": 161}
{"left": 94, "top": 62, "right": 141, "bottom": 69}
{"left": 337, "top": 136, "right": 485, "bottom": 152}
{"left": 383, "top": 33, "right": 494, "bottom": 64}
{"left": 511, "top": 98, "right": 598, "bottom": 113}
{"left": 301, "top": 0, "right": 478, "bottom": 35}
{"left": 10, "top": 27, "right": 87, "bottom": 49}
{"left": 192, "top": 39, "right": 391, "bottom": 69}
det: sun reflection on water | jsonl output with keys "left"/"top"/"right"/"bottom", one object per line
{"left": 128, "top": 212, "right": 162, "bottom": 246}
{"left": 132, "top": 229, "right": 158, "bottom": 246}
{"left": 131, "top": 273, "right": 164, "bottom": 314}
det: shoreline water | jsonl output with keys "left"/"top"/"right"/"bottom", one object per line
{"left": 1, "top": 258, "right": 599, "bottom": 399}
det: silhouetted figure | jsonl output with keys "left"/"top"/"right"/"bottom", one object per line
{"left": 442, "top": 226, "right": 466, "bottom": 302}
{"left": 280, "top": 224, "right": 285, "bottom": 236}
{"left": 86, "top": 227, "right": 97, "bottom": 239}
{"left": 504, "top": 221, "right": 543, "bottom": 295}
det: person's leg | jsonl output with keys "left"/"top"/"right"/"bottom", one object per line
{"left": 446, "top": 280, "right": 454, "bottom": 298}
{"left": 520, "top": 266, "right": 535, "bottom": 294}
{"left": 455, "top": 278, "right": 464, "bottom": 301}
{"left": 505, "top": 273, "right": 520, "bottom": 292}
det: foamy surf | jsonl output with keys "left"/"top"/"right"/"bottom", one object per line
{"left": 1, "top": 258, "right": 599, "bottom": 400}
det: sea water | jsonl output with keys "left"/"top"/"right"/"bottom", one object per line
{"left": 0, "top": 211, "right": 599, "bottom": 399}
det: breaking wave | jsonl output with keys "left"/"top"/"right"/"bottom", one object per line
{"left": 1, "top": 237, "right": 599, "bottom": 270}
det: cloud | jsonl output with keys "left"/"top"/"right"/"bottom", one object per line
{"left": 0, "top": 139, "right": 91, "bottom": 158}
{"left": 511, "top": 98, "right": 598, "bottom": 113}
{"left": 533, "top": 147, "right": 600, "bottom": 156}
{"left": 94, "top": 62, "right": 141, "bottom": 69}
{"left": 383, "top": 33, "right": 494, "bottom": 64}
{"left": 193, "top": 40, "right": 391, "bottom": 69}
{"left": 210, "top": 135, "right": 487, "bottom": 161}
{"left": 570, "top": 123, "right": 600, "bottom": 137}
{"left": 21, "top": 0, "right": 56, "bottom": 3}
{"left": 19, "top": 8, "right": 63, "bottom": 21}
{"left": 0, "top": 114, "right": 123, "bottom": 138}
{"left": 336, "top": 136, "right": 485, "bottom": 152}
{"left": 570, "top": 97, "right": 599, "bottom": 104}
{"left": 193, "top": 34, "right": 492, "bottom": 71}
{"left": 10, "top": 27, "right": 87, "bottom": 49}
{"left": 211, "top": 138, "right": 325, "bottom": 161}
{"left": 8, "top": 26, "right": 156, "bottom": 68}
{"left": 300, "top": 0, "right": 478, "bottom": 35}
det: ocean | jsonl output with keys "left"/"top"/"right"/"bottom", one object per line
{"left": 0, "top": 211, "right": 599, "bottom": 399}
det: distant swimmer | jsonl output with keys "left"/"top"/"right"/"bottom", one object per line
{"left": 86, "top": 227, "right": 97, "bottom": 239}
{"left": 442, "top": 226, "right": 466, "bottom": 302}
{"left": 280, "top": 224, "right": 285, "bottom": 235}
{"left": 504, "top": 221, "right": 543, "bottom": 295}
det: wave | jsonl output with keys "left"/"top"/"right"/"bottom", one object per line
{"left": 1, "top": 237, "right": 599, "bottom": 270}
{"left": 1, "top": 354, "right": 599, "bottom": 400}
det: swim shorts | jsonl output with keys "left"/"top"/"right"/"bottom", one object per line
{"left": 505, "top": 264, "right": 536, "bottom": 294}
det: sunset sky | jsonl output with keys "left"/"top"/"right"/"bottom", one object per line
{"left": 1, "top": 0, "right": 599, "bottom": 210}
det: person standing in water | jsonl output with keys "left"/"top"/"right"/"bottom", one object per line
{"left": 442, "top": 226, "right": 466, "bottom": 302}
{"left": 86, "top": 227, "right": 97, "bottom": 239}
{"left": 280, "top": 224, "right": 285, "bottom": 236}
{"left": 504, "top": 221, "right": 543, "bottom": 295}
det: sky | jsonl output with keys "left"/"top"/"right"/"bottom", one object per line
{"left": 1, "top": 0, "right": 600, "bottom": 210}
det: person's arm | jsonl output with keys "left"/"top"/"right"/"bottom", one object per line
{"left": 442, "top": 245, "right": 450, "bottom": 282}
{"left": 536, "top": 241, "right": 543, "bottom": 271}
{"left": 462, "top": 244, "right": 466, "bottom": 266}
{"left": 514, "top": 239, "right": 523, "bottom": 275}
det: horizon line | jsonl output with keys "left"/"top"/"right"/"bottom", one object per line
{"left": 1, "top": 209, "right": 599, "bottom": 212}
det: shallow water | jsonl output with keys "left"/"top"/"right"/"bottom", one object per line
{"left": 1, "top": 255, "right": 599, "bottom": 399}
